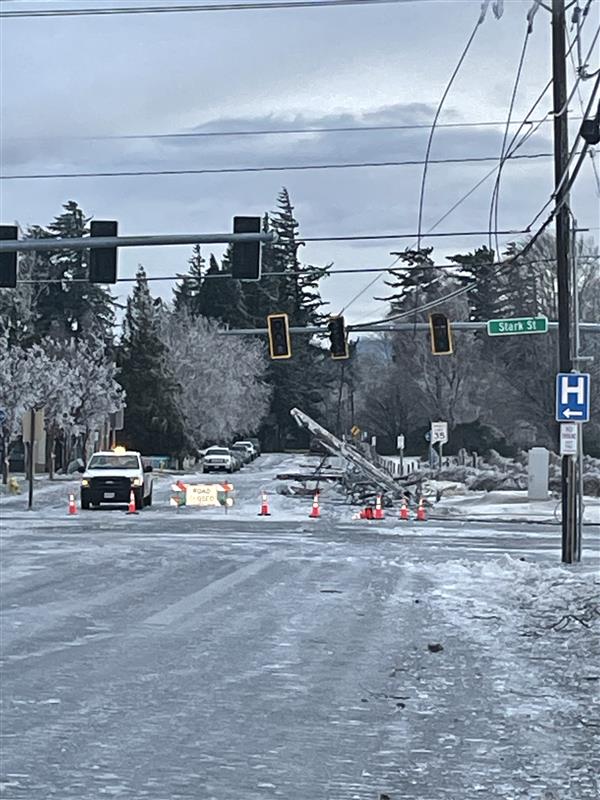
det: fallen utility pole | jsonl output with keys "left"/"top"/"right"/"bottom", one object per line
{"left": 0, "top": 231, "right": 276, "bottom": 253}
{"left": 290, "top": 407, "right": 400, "bottom": 496}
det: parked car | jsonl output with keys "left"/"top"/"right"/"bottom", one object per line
{"left": 229, "top": 449, "right": 245, "bottom": 471}
{"left": 79, "top": 447, "right": 153, "bottom": 510}
{"left": 202, "top": 446, "right": 237, "bottom": 474}
{"left": 231, "top": 442, "right": 253, "bottom": 465}
{"left": 247, "top": 438, "right": 262, "bottom": 457}
{"left": 233, "top": 441, "right": 259, "bottom": 462}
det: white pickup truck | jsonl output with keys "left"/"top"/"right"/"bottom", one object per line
{"left": 202, "top": 446, "right": 237, "bottom": 474}
{"left": 79, "top": 448, "right": 153, "bottom": 510}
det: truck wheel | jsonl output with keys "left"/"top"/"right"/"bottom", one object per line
{"left": 145, "top": 489, "right": 153, "bottom": 507}
{"left": 81, "top": 495, "right": 90, "bottom": 510}
{"left": 135, "top": 490, "right": 144, "bottom": 511}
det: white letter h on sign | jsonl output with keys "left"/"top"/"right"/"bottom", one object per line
{"left": 562, "top": 376, "right": 585, "bottom": 405}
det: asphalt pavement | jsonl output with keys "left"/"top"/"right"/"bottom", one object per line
{"left": 1, "top": 456, "right": 598, "bottom": 799}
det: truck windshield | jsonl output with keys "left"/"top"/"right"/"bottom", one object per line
{"left": 88, "top": 454, "right": 140, "bottom": 470}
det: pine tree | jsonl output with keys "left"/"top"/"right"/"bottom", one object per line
{"left": 196, "top": 252, "right": 245, "bottom": 324}
{"left": 26, "top": 201, "right": 116, "bottom": 345}
{"left": 173, "top": 245, "right": 205, "bottom": 317}
{"left": 118, "top": 267, "right": 187, "bottom": 457}
{"left": 446, "top": 245, "right": 507, "bottom": 321}
{"left": 240, "top": 189, "right": 333, "bottom": 448}
{"left": 379, "top": 248, "right": 447, "bottom": 315}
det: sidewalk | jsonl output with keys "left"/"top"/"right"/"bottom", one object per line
{"left": 434, "top": 489, "right": 600, "bottom": 525}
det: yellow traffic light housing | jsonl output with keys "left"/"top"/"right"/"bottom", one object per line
{"left": 429, "top": 313, "right": 453, "bottom": 355}
{"left": 328, "top": 315, "right": 349, "bottom": 359}
{"left": 267, "top": 313, "right": 292, "bottom": 359}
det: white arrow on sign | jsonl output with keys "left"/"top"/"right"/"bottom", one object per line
{"left": 562, "top": 408, "right": 584, "bottom": 418}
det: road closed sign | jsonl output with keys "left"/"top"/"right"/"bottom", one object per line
{"left": 171, "top": 482, "right": 234, "bottom": 508}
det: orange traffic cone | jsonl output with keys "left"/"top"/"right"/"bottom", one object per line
{"left": 68, "top": 493, "right": 77, "bottom": 515}
{"left": 374, "top": 494, "right": 384, "bottom": 520}
{"left": 309, "top": 491, "right": 321, "bottom": 519}
{"left": 416, "top": 498, "right": 426, "bottom": 522}
{"left": 258, "top": 491, "right": 271, "bottom": 516}
{"left": 126, "top": 489, "right": 138, "bottom": 515}
{"left": 399, "top": 499, "right": 409, "bottom": 521}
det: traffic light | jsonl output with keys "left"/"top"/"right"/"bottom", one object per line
{"left": 89, "top": 220, "right": 118, "bottom": 284}
{"left": 267, "top": 313, "right": 292, "bottom": 359}
{"left": 328, "top": 315, "right": 349, "bottom": 359}
{"left": 232, "top": 216, "right": 261, "bottom": 280}
{"left": 429, "top": 313, "right": 453, "bottom": 355}
{"left": 0, "top": 225, "right": 18, "bottom": 289}
{"left": 581, "top": 103, "right": 600, "bottom": 145}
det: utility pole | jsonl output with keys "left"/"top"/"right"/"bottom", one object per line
{"left": 552, "top": 0, "right": 577, "bottom": 563}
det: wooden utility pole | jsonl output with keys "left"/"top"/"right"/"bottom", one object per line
{"left": 552, "top": 0, "right": 578, "bottom": 563}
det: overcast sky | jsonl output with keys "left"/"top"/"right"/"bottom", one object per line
{"left": 1, "top": 0, "right": 599, "bottom": 323}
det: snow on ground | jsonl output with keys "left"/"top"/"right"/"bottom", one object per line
{"left": 436, "top": 489, "right": 600, "bottom": 524}
{"left": 1, "top": 484, "right": 599, "bottom": 798}
{"left": 1, "top": 454, "right": 599, "bottom": 534}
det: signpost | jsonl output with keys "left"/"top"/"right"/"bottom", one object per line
{"left": 555, "top": 373, "right": 591, "bottom": 564}
{"left": 487, "top": 316, "right": 548, "bottom": 336}
{"left": 396, "top": 434, "right": 405, "bottom": 476}
{"left": 555, "top": 373, "right": 590, "bottom": 422}
{"left": 430, "top": 422, "right": 448, "bottom": 472}
{"left": 560, "top": 424, "right": 578, "bottom": 456}
{"left": 22, "top": 408, "right": 45, "bottom": 509}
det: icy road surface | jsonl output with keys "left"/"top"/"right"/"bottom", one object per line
{"left": 1, "top": 455, "right": 599, "bottom": 799}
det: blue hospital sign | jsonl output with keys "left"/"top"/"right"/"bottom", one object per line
{"left": 555, "top": 373, "right": 590, "bottom": 423}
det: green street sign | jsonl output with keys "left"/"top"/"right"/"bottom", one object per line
{"left": 487, "top": 316, "right": 548, "bottom": 336}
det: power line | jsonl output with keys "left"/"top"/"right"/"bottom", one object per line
{"left": 489, "top": 21, "right": 532, "bottom": 258}
{"left": 340, "top": 18, "right": 598, "bottom": 319}
{"left": 354, "top": 132, "right": 596, "bottom": 329}
{"left": 0, "top": 151, "right": 560, "bottom": 181}
{"left": 0, "top": 0, "right": 428, "bottom": 19}
{"left": 4, "top": 116, "right": 578, "bottom": 144}
{"left": 22, "top": 256, "right": 600, "bottom": 285}
{"left": 416, "top": 7, "right": 486, "bottom": 249}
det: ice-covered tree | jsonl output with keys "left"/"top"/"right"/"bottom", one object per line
{"left": 160, "top": 311, "right": 271, "bottom": 448}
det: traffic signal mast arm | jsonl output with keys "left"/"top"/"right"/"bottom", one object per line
{"left": 0, "top": 230, "right": 277, "bottom": 253}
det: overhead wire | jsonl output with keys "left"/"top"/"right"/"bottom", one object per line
{"left": 0, "top": 0, "right": 429, "bottom": 19}
{"left": 341, "top": 2, "right": 492, "bottom": 315}
{"left": 24, "top": 257, "right": 600, "bottom": 286}
{"left": 342, "top": 8, "right": 599, "bottom": 321}
{"left": 352, "top": 106, "right": 598, "bottom": 330}
{"left": 2, "top": 116, "right": 574, "bottom": 144}
{"left": 416, "top": 5, "right": 489, "bottom": 250}
{"left": 488, "top": 21, "right": 532, "bottom": 259}
{"left": 526, "top": 69, "right": 600, "bottom": 231}
{"left": 0, "top": 151, "right": 559, "bottom": 181}
{"left": 568, "top": 10, "right": 600, "bottom": 195}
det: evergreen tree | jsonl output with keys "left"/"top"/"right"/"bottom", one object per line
{"left": 28, "top": 201, "right": 116, "bottom": 344}
{"left": 446, "top": 245, "right": 507, "bottom": 321}
{"left": 241, "top": 189, "right": 333, "bottom": 448}
{"left": 380, "top": 248, "right": 447, "bottom": 314}
{"left": 173, "top": 245, "right": 205, "bottom": 317}
{"left": 196, "top": 252, "right": 245, "bottom": 324}
{"left": 118, "top": 267, "right": 187, "bottom": 457}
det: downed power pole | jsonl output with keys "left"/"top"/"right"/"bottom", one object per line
{"left": 290, "top": 407, "right": 401, "bottom": 496}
